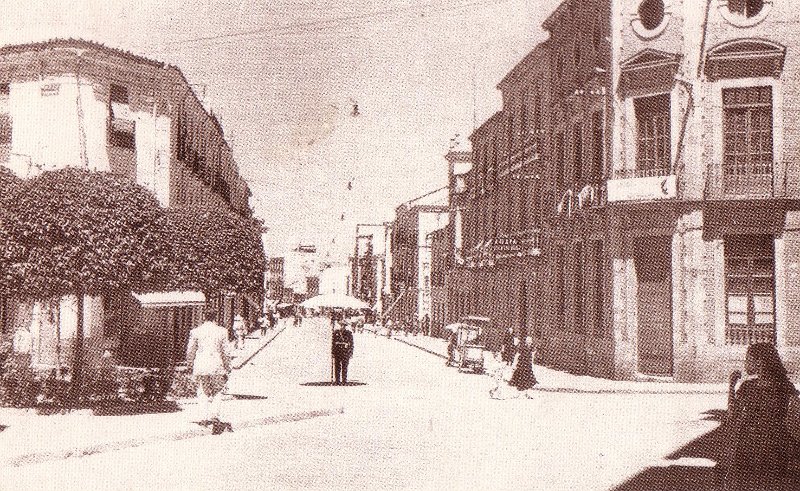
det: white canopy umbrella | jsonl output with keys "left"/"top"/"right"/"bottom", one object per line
{"left": 300, "top": 293, "right": 370, "bottom": 310}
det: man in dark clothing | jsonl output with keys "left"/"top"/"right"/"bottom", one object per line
{"left": 331, "top": 322, "right": 354, "bottom": 385}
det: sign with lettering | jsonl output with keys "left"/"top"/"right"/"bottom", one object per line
{"left": 607, "top": 174, "right": 676, "bottom": 202}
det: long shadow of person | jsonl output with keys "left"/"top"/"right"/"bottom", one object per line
{"left": 612, "top": 409, "right": 727, "bottom": 491}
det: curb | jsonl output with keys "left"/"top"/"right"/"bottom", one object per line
{"left": 232, "top": 324, "right": 288, "bottom": 369}
{"left": 389, "top": 335, "right": 728, "bottom": 396}
{"left": 528, "top": 385, "right": 727, "bottom": 396}
{"left": 391, "top": 336, "right": 448, "bottom": 360}
{"left": 2, "top": 406, "right": 343, "bottom": 468}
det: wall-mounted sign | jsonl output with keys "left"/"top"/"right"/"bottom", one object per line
{"left": 40, "top": 83, "right": 59, "bottom": 96}
{"left": 492, "top": 236, "right": 522, "bottom": 256}
{"left": 607, "top": 174, "right": 676, "bottom": 202}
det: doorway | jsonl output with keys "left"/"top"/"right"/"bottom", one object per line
{"left": 634, "top": 235, "right": 673, "bottom": 376}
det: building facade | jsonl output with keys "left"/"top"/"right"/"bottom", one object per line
{"left": 386, "top": 188, "right": 449, "bottom": 326}
{"left": 448, "top": 44, "right": 550, "bottom": 352}
{"left": 452, "top": 0, "right": 800, "bottom": 381}
{"left": 0, "top": 39, "right": 252, "bottom": 369}
{"left": 352, "top": 223, "right": 391, "bottom": 314}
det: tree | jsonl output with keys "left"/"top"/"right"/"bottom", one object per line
{"left": 3, "top": 168, "right": 167, "bottom": 401}
{"left": 160, "top": 205, "right": 266, "bottom": 298}
{"left": 0, "top": 167, "right": 25, "bottom": 295}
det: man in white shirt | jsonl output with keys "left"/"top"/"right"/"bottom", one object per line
{"left": 186, "top": 308, "right": 232, "bottom": 426}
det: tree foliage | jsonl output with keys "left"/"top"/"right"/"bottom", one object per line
{"left": 3, "top": 168, "right": 168, "bottom": 296}
{"left": 160, "top": 205, "right": 266, "bottom": 295}
{"left": 0, "top": 167, "right": 25, "bottom": 294}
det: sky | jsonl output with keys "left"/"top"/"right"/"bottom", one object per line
{"left": 2, "top": 0, "right": 561, "bottom": 262}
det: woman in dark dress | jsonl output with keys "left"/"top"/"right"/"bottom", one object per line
{"left": 509, "top": 336, "right": 537, "bottom": 391}
{"left": 722, "top": 343, "right": 797, "bottom": 491}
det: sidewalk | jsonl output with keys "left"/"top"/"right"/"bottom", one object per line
{"left": 369, "top": 325, "right": 730, "bottom": 395}
{"left": 0, "top": 322, "right": 341, "bottom": 468}
{"left": 230, "top": 322, "right": 288, "bottom": 369}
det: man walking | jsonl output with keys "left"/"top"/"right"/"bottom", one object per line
{"left": 186, "top": 307, "right": 232, "bottom": 432}
{"left": 331, "top": 321, "right": 354, "bottom": 385}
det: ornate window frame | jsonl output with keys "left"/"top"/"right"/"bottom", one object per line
{"left": 631, "top": 0, "right": 673, "bottom": 39}
{"left": 717, "top": 0, "right": 773, "bottom": 28}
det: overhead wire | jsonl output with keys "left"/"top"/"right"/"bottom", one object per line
{"left": 137, "top": 0, "right": 516, "bottom": 52}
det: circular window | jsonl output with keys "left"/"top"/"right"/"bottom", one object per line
{"left": 639, "top": 0, "right": 665, "bottom": 30}
{"left": 719, "top": 0, "right": 772, "bottom": 27}
{"left": 631, "top": 0, "right": 672, "bottom": 39}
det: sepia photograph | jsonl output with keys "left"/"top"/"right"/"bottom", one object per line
{"left": 1, "top": 0, "right": 800, "bottom": 490}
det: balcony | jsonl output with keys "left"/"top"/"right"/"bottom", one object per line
{"left": 722, "top": 173, "right": 773, "bottom": 199}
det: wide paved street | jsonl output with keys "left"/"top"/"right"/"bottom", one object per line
{"left": 0, "top": 317, "right": 728, "bottom": 490}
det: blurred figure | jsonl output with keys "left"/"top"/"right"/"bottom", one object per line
{"left": 509, "top": 336, "right": 537, "bottom": 397}
{"left": 232, "top": 315, "right": 247, "bottom": 350}
{"left": 722, "top": 343, "right": 797, "bottom": 491}
{"left": 186, "top": 308, "right": 232, "bottom": 427}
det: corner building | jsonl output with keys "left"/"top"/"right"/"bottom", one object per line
{"left": 462, "top": 0, "right": 800, "bottom": 381}
{"left": 0, "top": 39, "right": 252, "bottom": 369}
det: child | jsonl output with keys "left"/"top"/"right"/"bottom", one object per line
{"left": 487, "top": 351, "right": 518, "bottom": 400}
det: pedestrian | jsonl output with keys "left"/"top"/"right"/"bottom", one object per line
{"left": 232, "top": 315, "right": 247, "bottom": 350}
{"left": 186, "top": 307, "right": 233, "bottom": 432}
{"left": 422, "top": 314, "right": 430, "bottom": 337}
{"left": 509, "top": 336, "right": 537, "bottom": 397}
{"left": 446, "top": 328, "right": 457, "bottom": 367}
{"left": 259, "top": 315, "right": 268, "bottom": 337}
{"left": 331, "top": 320, "right": 354, "bottom": 385}
{"left": 12, "top": 323, "right": 32, "bottom": 366}
{"left": 488, "top": 350, "right": 516, "bottom": 400}
{"left": 294, "top": 307, "right": 303, "bottom": 327}
{"left": 268, "top": 310, "right": 277, "bottom": 330}
{"left": 722, "top": 343, "right": 797, "bottom": 491}
{"left": 500, "top": 327, "right": 515, "bottom": 365}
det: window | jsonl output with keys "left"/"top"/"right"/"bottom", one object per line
{"left": 520, "top": 89, "right": 528, "bottom": 136}
{"left": 592, "top": 240, "right": 605, "bottom": 337}
{"left": 638, "top": 0, "right": 665, "bottom": 30}
{"left": 722, "top": 86, "right": 773, "bottom": 196}
{"left": 109, "top": 84, "right": 135, "bottom": 149}
{"left": 0, "top": 83, "right": 8, "bottom": 96}
{"left": 555, "top": 246, "right": 566, "bottom": 331}
{"left": 554, "top": 132, "right": 565, "bottom": 191}
{"left": 593, "top": 24, "right": 603, "bottom": 53}
{"left": 591, "top": 111, "right": 603, "bottom": 181}
{"left": 573, "top": 122, "right": 583, "bottom": 183}
{"left": 728, "top": 0, "right": 764, "bottom": 17}
{"left": 573, "top": 242, "right": 584, "bottom": 333}
{"left": 0, "top": 114, "right": 11, "bottom": 145}
{"left": 725, "top": 235, "right": 774, "bottom": 344}
{"left": 110, "top": 84, "right": 129, "bottom": 104}
{"left": 635, "top": 94, "right": 671, "bottom": 175}
{"left": 507, "top": 112, "right": 515, "bottom": 151}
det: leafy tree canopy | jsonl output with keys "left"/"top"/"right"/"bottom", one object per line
{"left": 3, "top": 168, "right": 168, "bottom": 297}
{"left": 160, "top": 205, "right": 266, "bottom": 296}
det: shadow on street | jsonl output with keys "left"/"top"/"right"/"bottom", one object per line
{"left": 91, "top": 401, "right": 181, "bottom": 416}
{"left": 300, "top": 381, "right": 367, "bottom": 387}
{"left": 611, "top": 409, "right": 727, "bottom": 491}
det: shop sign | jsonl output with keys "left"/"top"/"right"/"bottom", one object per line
{"left": 492, "top": 236, "right": 522, "bottom": 256}
{"left": 607, "top": 174, "right": 676, "bottom": 202}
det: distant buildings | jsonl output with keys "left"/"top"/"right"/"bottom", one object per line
{"left": 385, "top": 187, "right": 449, "bottom": 326}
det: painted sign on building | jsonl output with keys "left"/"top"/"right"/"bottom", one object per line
{"left": 607, "top": 174, "right": 676, "bottom": 202}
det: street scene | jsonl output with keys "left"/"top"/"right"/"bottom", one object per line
{"left": 1, "top": 318, "right": 730, "bottom": 490}
{"left": 3, "top": 0, "right": 800, "bottom": 490}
